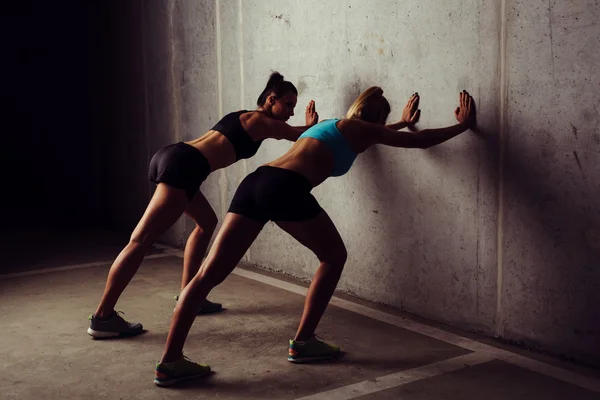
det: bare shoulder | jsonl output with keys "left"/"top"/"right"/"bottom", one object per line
{"left": 337, "top": 119, "right": 375, "bottom": 153}
{"left": 337, "top": 118, "right": 366, "bottom": 132}
{"left": 239, "top": 110, "right": 262, "bottom": 126}
{"left": 239, "top": 111, "right": 269, "bottom": 138}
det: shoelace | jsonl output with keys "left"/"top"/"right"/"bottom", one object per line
{"left": 106, "top": 310, "right": 126, "bottom": 321}
{"left": 163, "top": 355, "right": 193, "bottom": 366}
{"left": 312, "top": 334, "right": 325, "bottom": 342}
{"left": 89, "top": 310, "right": 127, "bottom": 321}
{"left": 295, "top": 334, "right": 323, "bottom": 345}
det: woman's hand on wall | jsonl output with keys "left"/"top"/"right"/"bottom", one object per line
{"left": 400, "top": 92, "right": 421, "bottom": 126}
{"left": 454, "top": 90, "right": 476, "bottom": 128}
{"left": 305, "top": 100, "right": 319, "bottom": 126}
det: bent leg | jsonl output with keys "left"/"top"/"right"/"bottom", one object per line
{"left": 161, "top": 212, "right": 263, "bottom": 362}
{"left": 181, "top": 191, "right": 218, "bottom": 289}
{"left": 275, "top": 211, "right": 347, "bottom": 341}
{"left": 94, "top": 183, "right": 188, "bottom": 318}
{"left": 180, "top": 191, "right": 222, "bottom": 313}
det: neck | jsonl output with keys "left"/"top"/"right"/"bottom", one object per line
{"left": 256, "top": 107, "right": 273, "bottom": 118}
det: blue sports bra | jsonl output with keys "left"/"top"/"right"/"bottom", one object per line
{"left": 298, "top": 119, "right": 357, "bottom": 177}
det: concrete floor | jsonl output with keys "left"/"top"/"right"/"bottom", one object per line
{"left": 1, "top": 231, "right": 599, "bottom": 399}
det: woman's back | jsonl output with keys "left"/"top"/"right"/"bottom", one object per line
{"left": 267, "top": 138, "right": 334, "bottom": 187}
{"left": 267, "top": 119, "right": 369, "bottom": 187}
{"left": 186, "top": 110, "right": 263, "bottom": 172}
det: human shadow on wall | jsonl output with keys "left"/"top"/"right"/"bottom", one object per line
{"left": 329, "top": 81, "right": 598, "bottom": 364}
{"left": 332, "top": 83, "right": 421, "bottom": 303}
{"left": 426, "top": 117, "right": 600, "bottom": 366}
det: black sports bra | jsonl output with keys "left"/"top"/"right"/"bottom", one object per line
{"left": 210, "top": 110, "right": 264, "bottom": 160}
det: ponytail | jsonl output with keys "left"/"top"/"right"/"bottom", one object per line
{"left": 256, "top": 72, "right": 298, "bottom": 106}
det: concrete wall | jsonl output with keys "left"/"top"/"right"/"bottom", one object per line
{"left": 119, "top": 0, "right": 599, "bottom": 365}
{"left": 502, "top": 0, "right": 600, "bottom": 364}
{"left": 237, "top": 0, "right": 501, "bottom": 336}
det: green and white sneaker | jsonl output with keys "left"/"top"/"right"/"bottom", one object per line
{"left": 288, "top": 335, "right": 341, "bottom": 363}
{"left": 87, "top": 311, "right": 143, "bottom": 338}
{"left": 174, "top": 295, "right": 223, "bottom": 315}
{"left": 154, "top": 356, "right": 211, "bottom": 387}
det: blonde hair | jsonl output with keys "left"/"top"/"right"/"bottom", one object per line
{"left": 346, "top": 86, "right": 391, "bottom": 125}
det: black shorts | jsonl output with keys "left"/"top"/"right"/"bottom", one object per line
{"left": 228, "top": 166, "right": 323, "bottom": 225}
{"left": 148, "top": 142, "right": 211, "bottom": 200}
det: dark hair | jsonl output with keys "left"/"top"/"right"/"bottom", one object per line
{"left": 256, "top": 72, "right": 298, "bottom": 106}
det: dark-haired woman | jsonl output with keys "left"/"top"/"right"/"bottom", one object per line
{"left": 87, "top": 72, "right": 319, "bottom": 338}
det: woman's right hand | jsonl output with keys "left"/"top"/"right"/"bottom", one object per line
{"left": 305, "top": 100, "right": 319, "bottom": 126}
{"left": 455, "top": 90, "right": 475, "bottom": 127}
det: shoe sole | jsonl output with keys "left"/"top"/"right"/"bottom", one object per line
{"left": 287, "top": 354, "right": 338, "bottom": 363}
{"left": 87, "top": 328, "right": 143, "bottom": 338}
{"left": 154, "top": 372, "right": 210, "bottom": 387}
{"left": 173, "top": 306, "right": 223, "bottom": 314}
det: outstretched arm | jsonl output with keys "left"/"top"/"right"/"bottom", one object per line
{"left": 253, "top": 100, "right": 319, "bottom": 142}
{"left": 255, "top": 118, "right": 306, "bottom": 142}
{"left": 371, "top": 91, "right": 475, "bottom": 149}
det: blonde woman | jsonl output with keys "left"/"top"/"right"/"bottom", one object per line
{"left": 153, "top": 88, "right": 476, "bottom": 386}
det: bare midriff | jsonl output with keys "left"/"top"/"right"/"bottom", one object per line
{"left": 185, "top": 131, "right": 237, "bottom": 172}
{"left": 266, "top": 138, "right": 334, "bottom": 187}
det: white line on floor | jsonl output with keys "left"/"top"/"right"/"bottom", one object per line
{"left": 0, "top": 253, "right": 172, "bottom": 280}
{"left": 294, "top": 352, "right": 495, "bottom": 400}
{"left": 232, "top": 268, "right": 600, "bottom": 394}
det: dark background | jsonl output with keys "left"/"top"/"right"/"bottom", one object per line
{"left": 2, "top": 1, "right": 146, "bottom": 231}
{"left": 1, "top": 1, "right": 153, "bottom": 272}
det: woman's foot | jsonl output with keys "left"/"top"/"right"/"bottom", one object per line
{"left": 288, "top": 335, "right": 340, "bottom": 363}
{"left": 154, "top": 355, "right": 211, "bottom": 387}
{"left": 174, "top": 296, "right": 223, "bottom": 315}
{"left": 87, "top": 311, "right": 143, "bottom": 338}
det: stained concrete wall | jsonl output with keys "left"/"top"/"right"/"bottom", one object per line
{"left": 110, "top": 0, "right": 599, "bottom": 365}
{"left": 236, "top": 0, "right": 501, "bottom": 338}
{"left": 502, "top": 0, "right": 600, "bottom": 364}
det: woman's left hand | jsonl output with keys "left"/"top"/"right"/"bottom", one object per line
{"left": 400, "top": 93, "right": 420, "bottom": 125}
{"left": 305, "top": 100, "right": 319, "bottom": 126}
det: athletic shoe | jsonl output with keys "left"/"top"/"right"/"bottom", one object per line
{"left": 87, "top": 311, "right": 143, "bottom": 338}
{"left": 288, "top": 335, "right": 341, "bottom": 363}
{"left": 154, "top": 356, "right": 211, "bottom": 387}
{"left": 174, "top": 295, "right": 223, "bottom": 314}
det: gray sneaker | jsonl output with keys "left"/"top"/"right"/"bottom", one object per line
{"left": 87, "top": 311, "right": 143, "bottom": 338}
{"left": 174, "top": 296, "right": 223, "bottom": 315}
